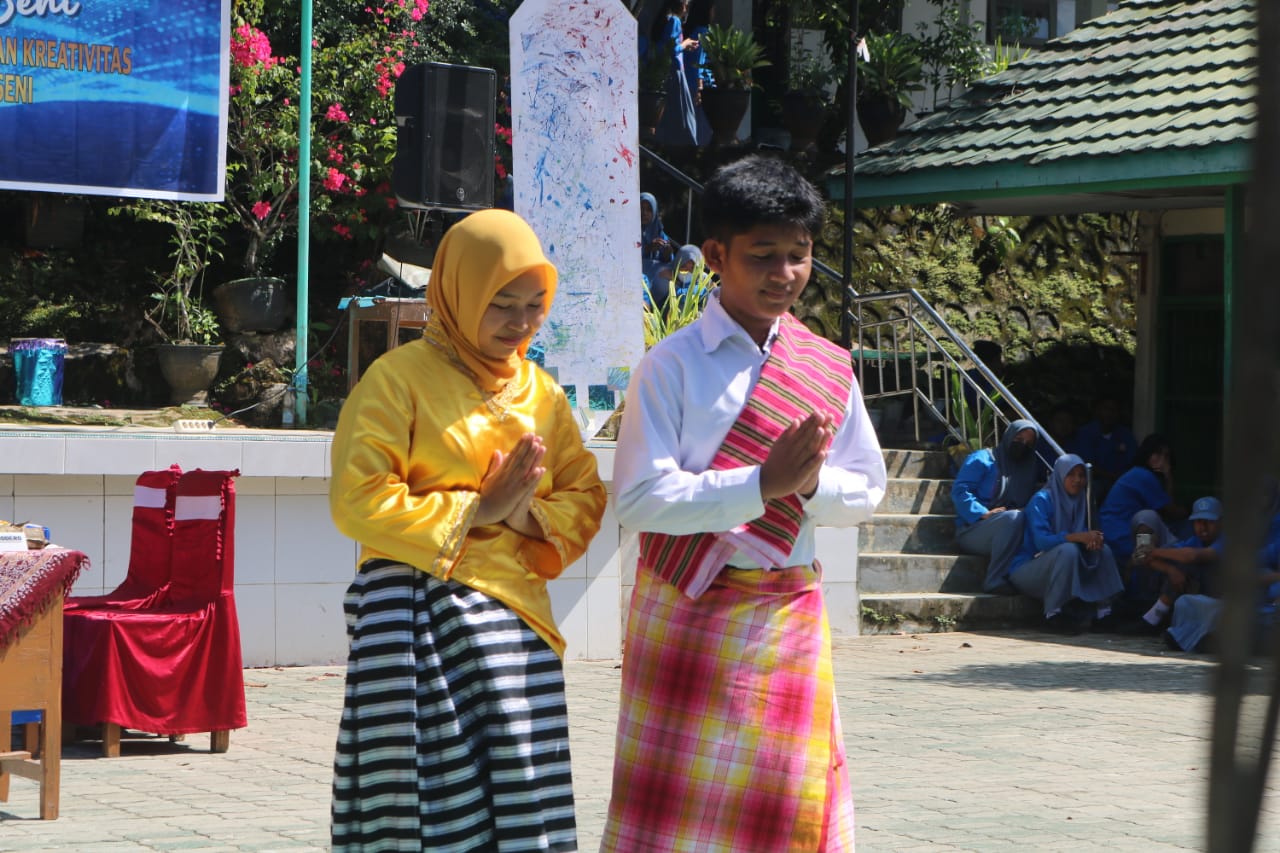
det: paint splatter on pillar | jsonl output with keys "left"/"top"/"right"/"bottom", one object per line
{"left": 510, "top": 0, "right": 644, "bottom": 438}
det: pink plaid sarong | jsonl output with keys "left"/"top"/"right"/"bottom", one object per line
{"left": 638, "top": 314, "right": 853, "bottom": 599}
{"left": 601, "top": 564, "right": 855, "bottom": 852}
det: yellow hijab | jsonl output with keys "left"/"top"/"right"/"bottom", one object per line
{"left": 427, "top": 209, "right": 557, "bottom": 391}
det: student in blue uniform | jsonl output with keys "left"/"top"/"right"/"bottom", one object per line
{"left": 1008, "top": 454, "right": 1124, "bottom": 633}
{"left": 640, "top": 192, "right": 676, "bottom": 287}
{"left": 649, "top": 0, "right": 698, "bottom": 147}
{"left": 1099, "top": 433, "right": 1190, "bottom": 570}
{"left": 1124, "top": 495, "right": 1224, "bottom": 633}
{"left": 1165, "top": 539, "right": 1280, "bottom": 654}
{"left": 1075, "top": 395, "right": 1137, "bottom": 501}
{"left": 952, "top": 420, "right": 1043, "bottom": 594}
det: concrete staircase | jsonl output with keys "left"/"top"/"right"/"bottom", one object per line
{"left": 859, "top": 447, "right": 1040, "bottom": 633}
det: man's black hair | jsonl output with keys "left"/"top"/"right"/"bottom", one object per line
{"left": 686, "top": 0, "right": 714, "bottom": 29}
{"left": 1136, "top": 433, "right": 1173, "bottom": 471}
{"left": 700, "top": 154, "right": 826, "bottom": 244}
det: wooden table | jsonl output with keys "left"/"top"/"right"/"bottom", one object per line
{"left": 346, "top": 298, "right": 430, "bottom": 391}
{"left": 0, "top": 547, "right": 88, "bottom": 820}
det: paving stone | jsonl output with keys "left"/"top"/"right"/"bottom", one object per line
{"left": 2, "top": 633, "right": 1279, "bottom": 852}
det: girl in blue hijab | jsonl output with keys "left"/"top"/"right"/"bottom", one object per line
{"left": 952, "top": 419, "right": 1044, "bottom": 593}
{"left": 640, "top": 192, "right": 675, "bottom": 286}
{"left": 1009, "top": 454, "right": 1124, "bottom": 633}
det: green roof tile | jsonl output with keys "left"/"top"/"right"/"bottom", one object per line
{"left": 847, "top": 0, "right": 1256, "bottom": 210}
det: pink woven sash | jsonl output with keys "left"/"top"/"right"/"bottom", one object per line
{"left": 639, "top": 314, "right": 853, "bottom": 598}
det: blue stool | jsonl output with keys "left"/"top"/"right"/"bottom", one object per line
{"left": 10, "top": 710, "right": 42, "bottom": 758}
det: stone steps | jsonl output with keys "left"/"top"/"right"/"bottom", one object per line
{"left": 861, "top": 446, "right": 1041, "bottom": 633}
{"left": 861, "top": 512, "right": 956, "bottom": 553}
{"left": 859, "top": 592, "right": 1043, "bottom": 635}
{"left": 881, "top": 478, "right": 954, "bottom": 515}
{"left": 858, "top": 552, "right": 985, "bottom": 595}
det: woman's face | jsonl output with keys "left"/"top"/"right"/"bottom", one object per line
{"left": 641, "top": 200, "right": 654, "bottom": 226}
{"left": 1147, "top": 447, "right": 1170, "bottom": 472}
{"left": 1063, "top": 464, "right": 1087, "bottom": 497}
{"left": 476, "top": 269, "right": 547, "bottom": 360}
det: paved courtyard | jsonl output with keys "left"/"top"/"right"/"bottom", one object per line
{"left": 3, "top": 630, "right": 1279, "bottom": 851}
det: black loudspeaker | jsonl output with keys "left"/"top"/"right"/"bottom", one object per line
{"left": 393, "top": 62, "right": 497, "bottom": 211}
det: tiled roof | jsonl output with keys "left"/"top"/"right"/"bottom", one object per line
{"left": 848, "top": 0, "right": 1255, "bottom": 209}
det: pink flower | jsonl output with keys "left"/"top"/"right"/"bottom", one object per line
{"left": 327, "top": 147, "right": 345, "bottom": 164}
{"left": 332, "top": 224, "right": 352, "bottom": 239}
{"left": 251, "top": 201, "right": 272, "bottom": 220}
{"left": 326, "top": 103, "right": 349, "bottom": 123}
{"left": 323, "top": 168, "right": 349, "bottom": 192}
{"left": 230, "top": 25, "right": 276, "bottom": 69}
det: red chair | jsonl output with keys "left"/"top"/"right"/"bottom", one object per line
{"left": 62, "top": 469, "right": 246, "bottom": 756}
{"left": 64, "top": 465, "right": 182, "bottom": 613}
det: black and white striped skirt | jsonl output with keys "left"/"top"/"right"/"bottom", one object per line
{"left": 331, "top": 560, "right": 576, "bottom": 852}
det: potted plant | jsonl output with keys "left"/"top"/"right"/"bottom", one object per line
{"left": 114, "top": 201, "right": 227, "bottom": 405}
{"left": 699, "top": 23, "right": 770, "bottom": 146}
{"left": 214, "top": 12, "right": 299, "bottom": 334}
{"left": 782, "top": 46, "right": 837, "bottom": 152}
{"left": 856, "top": 31, "right": 925, "bottom": 147}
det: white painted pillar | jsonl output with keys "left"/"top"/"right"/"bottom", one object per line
{"left": 509, "top": 0, "right": 645, "bottom": 436}
{"left": 510, "top": 0, "right": 644, "bottom": 658}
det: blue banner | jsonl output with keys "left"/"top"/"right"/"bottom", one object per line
{"left": 0, "top": 0, "right": 230, "bottom": 200}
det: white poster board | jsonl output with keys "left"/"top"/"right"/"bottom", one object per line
{"left": 510, "top": 0, "right": 644, "bottom": 436}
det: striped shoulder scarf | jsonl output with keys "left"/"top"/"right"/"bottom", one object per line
{"left": 638, "top": 314, "right": 852, "bottom": 598}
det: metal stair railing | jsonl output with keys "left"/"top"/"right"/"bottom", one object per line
{"left": 852, "top": 288, "right": 1062, "bottom": 467}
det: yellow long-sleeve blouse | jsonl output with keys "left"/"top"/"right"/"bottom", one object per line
{"left": 329, "top": 333, "right": 607, "bottom": 656}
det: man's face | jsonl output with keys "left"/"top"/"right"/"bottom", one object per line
{"left": 703, "top": 223, "right": 812, "bottom": 344}
{"left": 1194, "top": 518, "right": 1221, "bottom": 545}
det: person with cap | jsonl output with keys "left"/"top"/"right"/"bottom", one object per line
{"left": 1125, "top": 495, "right": 1224, "bottom": 634}
{"left": 328, "top": 209, "right": 607, "bottom": 851}
{"left": 1165, "top": 535, "right": 1280, "bottom": 654}
{"left": 952, "top": 419, "right": 1045, "bottom": 594}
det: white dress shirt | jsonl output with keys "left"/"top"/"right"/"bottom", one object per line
{"left": 614, "top": 291, "right": 887, "bottom": 569}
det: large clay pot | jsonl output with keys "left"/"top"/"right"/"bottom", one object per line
{"left": 856, "top": 96, "right": 907, "bottom": 148}
{"left": 782, "top": 92, "right": 828, "bottom": 152}
{"left": 156, "top": 344, "right": 223, "bottom": 406}
{"left": 700, "top": 87, "right": 751, "bottom": 147}
{"left": 213, "top": 277, "right": 290, "bottom": 333}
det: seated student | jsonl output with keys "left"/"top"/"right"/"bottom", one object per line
{"left": 1008, "top": 454, "right": 1124, "bottom": 633}
{"left": 1165, "top": 538, "right": 1280, "bottom": 654}
{"left": 952, "top": 420, "right": 1044, "bottom": 593}
{"left": 1125, "top": 495, "right": 1223, "bottom": 633}
{"left": 1099, "top": 433, "right": 1190, "bottom": 572}
{"left": 644, "top": 245, "right": 708, "bottom": 315}
{"left": 1041, "top": 404, "right": 1080, "bottom": 457}
{"left": 1075, "top": 395, "right": 1138, "bottom": 502}
{"left": 640, "top": 191, "right": 676, "bottom": 285}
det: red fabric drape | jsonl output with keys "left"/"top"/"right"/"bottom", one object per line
{"left": 64, "top": 466, "right": 182, "bottom": 612}
{"left": 62, "top": 469, "right": 246, "bottom": 735}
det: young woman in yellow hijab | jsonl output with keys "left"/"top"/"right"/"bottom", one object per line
{"left": 329, "top": 209, "right": 606, "bottom": 852}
